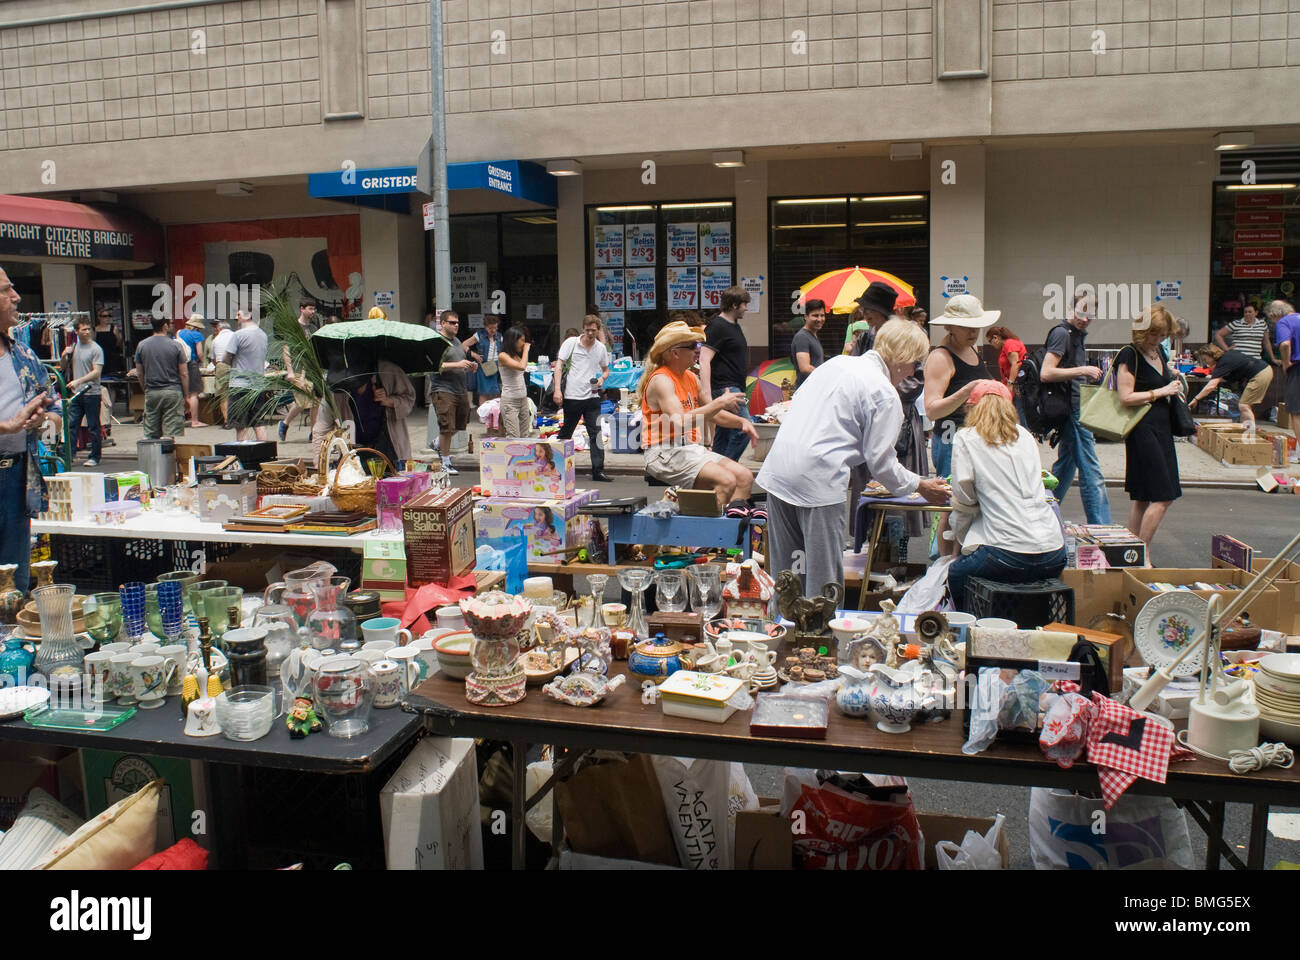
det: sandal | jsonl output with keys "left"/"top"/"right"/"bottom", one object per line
{"left": 724, "top": 500, "right": 751, "bottom": 518}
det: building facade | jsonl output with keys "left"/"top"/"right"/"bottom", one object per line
{"left": 1, "top": 0, "right": 1297, "bottom": 364}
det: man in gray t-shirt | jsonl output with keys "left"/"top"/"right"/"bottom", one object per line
{"left": 133, "top": 316, "right": 188, "bottom": 439}
{"left": 219, "top": 309, "right": 270, "bottom": 441}
{"left": 791, "top": 299, "right": 827, "bottom": 389}
{"left": 62, "top": 319, "right": 105, "bottom": 462}
{"left": 425, "top": 310, "right": 478, "bottom": 474}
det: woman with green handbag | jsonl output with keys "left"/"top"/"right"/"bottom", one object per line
{"left": 1114, "top": 305, "right": 1185, "bottom": 549}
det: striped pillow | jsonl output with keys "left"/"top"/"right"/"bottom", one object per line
{"left": 0, "top": 788, "right": 84, "bottom": 871}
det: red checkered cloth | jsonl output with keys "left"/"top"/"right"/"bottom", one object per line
{"left": 1085, "top": 693, "right": 1194, "bottom": 808}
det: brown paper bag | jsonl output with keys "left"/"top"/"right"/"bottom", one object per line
{"left": 555, "top": 754, "right": 678, "bottom": 866}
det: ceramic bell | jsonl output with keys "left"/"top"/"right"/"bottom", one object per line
{"left": 184, "top": 696, "right": 222, "bottom": 737}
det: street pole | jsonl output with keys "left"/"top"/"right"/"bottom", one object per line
{"left": 429, "top": 0, "right": 451, "bottom": 313}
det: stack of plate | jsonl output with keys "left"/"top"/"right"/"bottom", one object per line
{"left": 1252, "top": 653, "right": 1300, "bottom": 746}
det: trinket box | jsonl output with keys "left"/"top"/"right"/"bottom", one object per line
{"left": 658, "top": 670, "right": 746, "bottom": 724}
{"left": 749, "top": 694, "right": 829, "bottom": 740}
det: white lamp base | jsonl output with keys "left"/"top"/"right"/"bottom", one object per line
{"left": 1187, "top": 698, "right": 1260, "bottom": 758}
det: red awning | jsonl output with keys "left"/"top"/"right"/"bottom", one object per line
{"left": 0, "top": 194, "right": 163, "bottom": 267}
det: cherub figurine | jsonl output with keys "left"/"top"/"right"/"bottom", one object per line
{"left": 286, "top": 696, "right": 323, "bottom": 738}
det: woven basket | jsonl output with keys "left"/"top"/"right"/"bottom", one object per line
{"left": 322, "top": 436, "right": 397, "bottom": 516}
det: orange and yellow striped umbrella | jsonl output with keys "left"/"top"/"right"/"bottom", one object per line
{"left": 799, "top": 266, "right": 916, "bottom": 314}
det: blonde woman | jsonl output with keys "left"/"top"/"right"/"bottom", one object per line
{"left": 1115, "top": 305, "right": 1183, "bottom": 548}
{"left": 946, "top": 381, "right": 1066, "bottom": 609}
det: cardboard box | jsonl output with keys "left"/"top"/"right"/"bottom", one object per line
{"left": 379, "top": 737, "right": 483, "bottom": 870}
{"left": 478, "top": 437, "right": 576, "bottom": 500}
{"left": 1256, "top": 465, "right": 1300, "bottom": 493}
{"left": 1248, "top": 557, "right": 1300, "bottom": 635}
{"left": 402, "top": 487, "right": 476, "bottom": 586}
{"left": 1196, "top": 421, "right": 1239, "bottom": 453}
{"left": 474, "top": 489, "right": 598, "bottom": 562}
{"left": 1220, "top": 438, "right": 1274, "bottom": 466}
{"left": 1060, "top": 568, "right": 1128, "bottom": 625}
{"left": 362, "top": 555, "right": 407, "bottom": 584}
{"left": 363, "top": 536, "right": 406, "bottom": 560}
{"left": 197, "top": 473, "right": 258, "bottom": 523}
{"left": 80, "top": 750, "right": 206, "bottom": 852}
{"left": 1121, "top": 568, "right": 1282, "bottom": 631}
{"left": 104, "top": 470, "right": 151, "bottom": 504}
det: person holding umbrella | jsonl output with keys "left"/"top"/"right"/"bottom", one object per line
{"left": 311, "top": 359, "right": 415, "bottom": 466}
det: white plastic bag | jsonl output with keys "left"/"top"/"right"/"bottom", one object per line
{"left": 651, "top": 756, "right": 758, "bottom": 870}
{"left": 524, "top": 758, "right": 555, "bottom": 843}
{"left": 897, "top": 555, "right": 957, "bottom": 613}
{"left": 1028, "top": 788, "right": 1192, "bottom": 869}
{"left": 935, "top": 813, "right": 1006, "bottom": 870}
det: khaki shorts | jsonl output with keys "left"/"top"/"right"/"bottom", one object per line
{"left": 214, "top": 362, "right": 231, "bottom": 397}
{"left": 432, "top": 390, "right": 471, "bottom": 433}
{"left": 1240, "top": 365, "right": 1274, "bottom": 406}
{"left": 645, "top": 443, "right": 728, "bottom": 487}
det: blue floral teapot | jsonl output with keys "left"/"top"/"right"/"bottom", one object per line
{"left": 0, "top": 637, "right": 36, "bottom": 685}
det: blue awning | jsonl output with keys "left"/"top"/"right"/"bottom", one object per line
{"left": 308, "top": 160, "right": 556, "bottom": 209}
{"left": 447, "top": 160, "right": 556, "bottom": 206}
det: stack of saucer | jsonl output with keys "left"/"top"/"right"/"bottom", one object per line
{"left": 1252, "top": 653, "right": 1300, "bottom": 746}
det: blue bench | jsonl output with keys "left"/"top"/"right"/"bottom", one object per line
{"left": 604, "top": 514, "right": 761, "bottom": 564}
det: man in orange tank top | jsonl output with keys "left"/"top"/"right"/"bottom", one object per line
{"left": 639, "top": 319, "right": 757, "bottom": 513}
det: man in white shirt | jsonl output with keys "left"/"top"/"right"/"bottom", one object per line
{"left": 211, "top": 320, "right": 235, "bottom": 426}
{"left": 758, "top": 319, "right": 950, "bottom": 594}
{"left": 553, "top": 315, "right": 612, "bottom": 482}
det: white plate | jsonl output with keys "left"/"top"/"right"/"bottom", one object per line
{"left": 1259, "top": 714, "right": 1300, "bottom": 747}
{"left": 0, "top": 686, "right": 51, "bottom": 719}
{"left": 1259, "top": 653, "right": 1300, "bottom": 680}
{"left": 1133, "top": 592, "right": 1209, "bottom": 678}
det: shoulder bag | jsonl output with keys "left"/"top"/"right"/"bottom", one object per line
{"left": 1079, "top": 353, "right": 1151, "bottom": 441}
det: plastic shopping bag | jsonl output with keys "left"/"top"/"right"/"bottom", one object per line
{"left": 1028, "top": 788, "right": 1192, "bottom": 869}
{"left": 935, "top": 813, "right": 1006, "bottom": 870}
{"left": 474, "top": 535, "right": 529, "bottom": 594}
{"left": 780, "top": 769, "right": 924, "bottom": 870}
{"left": 651, "top": 756, "right": 758, "bottom": 870}
{"left": 897, "top": 555, "right": 957, "bottom": 613}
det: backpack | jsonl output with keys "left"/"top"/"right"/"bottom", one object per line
{"left": 1017, "top": 323, "right": 1073, "bottom": 439}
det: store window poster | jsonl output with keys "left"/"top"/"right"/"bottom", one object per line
{"left": 667, "top": 224, "right": 699, "bottom": 265}
{"left": 666, "top": 266, "right": 699, "bottom": 309}
{"left": 625, "top": 267, "right": 657, "bottom": 310}
{"left": 593, "top": 225, "right": 625, "bottom": 267}
{"left": 605, "top": 313, "right": 625, "bottom": 354}
{"left": 699, "top": 266, "right": 732, "bottom": 310}
{"left": 625, "top": 224, "right": 656, "bottom": 265}
{"left": 593, "top": 268, "right": 625, "bottom": 310}
{"left": 699, "top": 222, "right": 732, "bottom": 264}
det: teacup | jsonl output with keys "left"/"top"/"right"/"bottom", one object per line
{"left": 99, "top": 641, "right": 129, "bottom": 655}
{"left": 83, "top": 651, "right": 114, "bottom": 704}
{"left": 601, "top": 603, "right": 627, "bottom": 628}
{"left": 110, "top": 653, "right": 139, "bottom": 705}
{"left": 975, "top": 617, "right": 1017, "bottom": 630}
{"left": 361, "top": 639, "right": 397, "bottom": 655}
{"left": 362, "top": 617, "right": 412, "bottom": 647}
{"left": 435, "top": 606, "right": 466, "bottom": 630}
{"left": 356, "top": 649, "right": 388, "bottom": 667}
{"left": 387, "top": 646, "right": 424, "bottom": 689}
{"left": 369, "top": 659, "right": 403, "bottom": 708}
{"left": 130, "top": 656, "right": 178, "bottom": 709}
{"left": 132, "top": 642, "right": 161, "bottom": 656}
{"left": 158, "top": 644, "right": 188, "bottom": 696}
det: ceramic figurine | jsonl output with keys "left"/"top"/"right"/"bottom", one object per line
{"left": 869, "top": 600, "right": 903, "bottom": 668}
{"left": 0, "top": 564, "right": 25, "bottom": 627}
{"left": 722, "top": 559, "right": 775, "bottom": 620}
{"left": 286, "top": 695, "right": 323, "bottom": 738}
{"left": 542, "top": 672, "right": 625, "bottom": 707}
{"left": 774, "top": 571, "right": 842, "bottom": 638}
{"left": 179, "top": 673, "right": 200, "bottom": 719}
{"left": 537, "top": 611, "right": 612, "bottom": 676}
{"left": 28, "top": 560, "right": 57, "bottom": 598}
{"left": 183, "top": 696, "right": 221, "bottom": 737}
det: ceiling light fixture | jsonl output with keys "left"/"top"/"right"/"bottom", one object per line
{"left": 888, "top": 142, "right": 923, "bottom": 161}
{"left": 712, "top": 150, "right": 745, "bottom": 168}
{"left": 595, "top": 205, "right": 654, "bottom": 212}
{"left": 776, "top": 197, "right": 848, "bottom": 205}
{"left": 854, "top": 194, "right": 926, "bottom": 202}
{"left": 660, "top": 201, "right": 734, "bottom": 209}
{"left": 1225, "top": 183, "right": 1296, "bottom": 190}
{"left": 1214, "top": 131, "right": 1255, "bottom": 151}
{"left": 546, "top": 159, "right": 583, "bottom": 176}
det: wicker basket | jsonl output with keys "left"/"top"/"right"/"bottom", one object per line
{"left": 322, "top": 436, "right": 397, "bottom": 516}
{"left": 258, "top": 461, "right": 307, "bottom": 497}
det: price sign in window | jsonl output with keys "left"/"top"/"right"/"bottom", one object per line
{"left": 667, "top": 224, "right": 699, "bottom": 265}
{"left": 625, "top": 268, "right": 657, "bottom": 310}
{"left": 593, "top": 269, "right": 625, "bottom": 310}
{"left": 666, "top": 267, "right": 699, "bottom": 309}
{"left": 592, "top": 225, "right": 625, "bottom": 266}
{"left": 699, "top": 222, "right": 732, "bottom": 264}
{"left": 625, "top": 224, "right": 657, "bottom": 265}
{"left": 699, "top": 267, "right": 732, "bottom": 310}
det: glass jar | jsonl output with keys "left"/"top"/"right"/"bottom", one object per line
{"left": 32, "top": 584, "right": 84, "bottom": 683}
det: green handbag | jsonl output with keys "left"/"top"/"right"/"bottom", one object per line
{"left": 1079, "top": 362, "right": 1151, "bottom": 441}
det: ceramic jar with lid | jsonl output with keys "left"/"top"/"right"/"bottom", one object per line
{"left": 627, "top": 633, "right": 688, "bottom": 683}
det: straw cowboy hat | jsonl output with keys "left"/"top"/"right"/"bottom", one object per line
{"left": 936, "top": 294, "right": 1000, "bottom": 328}
{"left": 649, "top": 320, "right": 707, "bottom": 363}
{"left": 186, "top": 314, "right": 205, "bottom": 330}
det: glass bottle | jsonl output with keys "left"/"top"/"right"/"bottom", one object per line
{"left": 31, "top": 584, "right": 84, "bottom": 683}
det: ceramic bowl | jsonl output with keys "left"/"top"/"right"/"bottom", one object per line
{"left": 703, "top": 617, "right": 788, "bottom": 651}
{"left": 1259, "top": 713, "right": 1300, "bottom": 746}
{"left": 829, "top": 617, "right": 874, "bottom": 646}
{"left": 1258, "top": 653, "right": 1300, "bottom": 680}
{"left": 432, "top": 631, "right": 473, "bottom": 680}
{"left": 974, "top": 617, "right": 1017, "bottom": 630}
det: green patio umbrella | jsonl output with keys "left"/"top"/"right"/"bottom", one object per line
{"left": 311, "top": 319, "right": 450, "bottom": 382}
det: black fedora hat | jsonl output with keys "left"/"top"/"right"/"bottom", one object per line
{"left": 855, "top": 281, "right": 899, "bottom": 317}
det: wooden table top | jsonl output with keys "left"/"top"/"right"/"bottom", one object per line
{"left": 407, "top": 663, "right": 1300, "bottom": 806}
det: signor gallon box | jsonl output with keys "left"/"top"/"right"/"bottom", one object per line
{"left": 402, "top": 487, "right": 476, "bottom": 586}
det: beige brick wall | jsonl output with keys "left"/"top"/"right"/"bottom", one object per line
{"left": 991, "top": 0, "right": 1300, "bottom": 81}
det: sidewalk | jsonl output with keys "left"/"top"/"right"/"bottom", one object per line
{"left": 88, "top": 406, "right": 1287, "bottom": 488}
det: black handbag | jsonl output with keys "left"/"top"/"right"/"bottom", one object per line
{"left": 1170, "top": 395, "right": 1196, "bottom": 437}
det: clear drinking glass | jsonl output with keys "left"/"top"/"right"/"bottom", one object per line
{"left": 617, "top": 568, "right": 654, "bottom": 640}
{"left": 314, "top": 657, "right": 373, "bottom": 739}
{"left": 690, "top": 563, "right": 723, "bottom": 621}
{"left": 655, "top": 569, "right": 687, "bottom": 613}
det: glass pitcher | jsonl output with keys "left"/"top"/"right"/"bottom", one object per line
{"left": 251, "top": 604, "right": 299, "bottom": 683}
{"left": 306, "top": 576, "right": 358, "bottom": 652}
{"left": 264, "top": 568, "right": 326, "bottom": 630}
{"left": 32, "top": 584, "right": 84, "bottom": 682}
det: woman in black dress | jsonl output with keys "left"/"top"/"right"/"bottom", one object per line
{"left": 1115, "top": 305, "right": 1184, "bottom": 548}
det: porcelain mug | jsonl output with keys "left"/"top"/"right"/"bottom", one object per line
{"left": 132, "top": 642, "right": 160, "bottom": 656}
{"left": 110, "top": 653, "right": 139, "bottom": 705}
{"left": 99, "top": 641, "right": 129, "bottom": 655}
{"left": 369, "top": 659, "right": 403, "bottom": 708}
{"left": 601, "top": 603, "right": 627, "bottom": 628}
{"left": 83, "top": 651, "right": 114, "bottom": 703}
{"left": 387, "top": 646, "right": 424, "bottom": 689}
{"left": 435, "top": 606, "right": 466, "bottom": 630}
{"left": 361, "top": 617, "right": 412, "bottom": 647}
{"left": 130, "top": 655, "right": 178, "bottom": 709}
{"left": 361, "top": 640, "right": 397, "bottom": 655}
{"left": 158, "top": 644, "right": 188, "bottom": 696}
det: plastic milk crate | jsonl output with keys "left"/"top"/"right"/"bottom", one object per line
{"left": 963, "top": 577, "right": 1075, "bottom": 629}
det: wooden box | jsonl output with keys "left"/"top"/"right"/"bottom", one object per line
{"left": 647, "top": 611, "right": 702, "bottom": 644}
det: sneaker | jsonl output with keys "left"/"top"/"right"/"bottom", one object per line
{"left": 592, "top": 473, "right": 613, "bottom": 483}
{"left": 83, "top": 458, "right": 99, "bottom": 467}
{"left": 278, "top": 421, "right": 288, "bottom": 442}
{"left": 442, "top": 458, "right": 459, "bottom": 476}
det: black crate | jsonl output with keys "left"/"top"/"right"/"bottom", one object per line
{"left": 963, "top": 577, "right": 1075, "bottom": 629}
{"left": 50, "top": 535, "right": 175, "bottom": 592}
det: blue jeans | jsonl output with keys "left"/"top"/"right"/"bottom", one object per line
{"left": 931, "top": 430, "right": 953, "bottom": 480}
{"left": 1052, "top": 406, "right": 1111, "bottom": 524}
{"left": 0, "top": 456, "right": 31, "bottom": 593}
{"left": 948, "top": 544, "right": 1068, "bottom": 612}
{"left": 68, "top": 392, "right": 101, "bottom": 460}
{"left": 710, "top": 386, "right": 752, "bottom": 462}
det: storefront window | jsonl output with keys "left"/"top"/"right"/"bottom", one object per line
{"left": 769, "top": 194, "right": 929, "bottom": 359}
{"left": 1209, "top": 183, "right": 1299, "bottom": 342}
{"left": 586, "top": 200, "right": 736, "bottom": 357}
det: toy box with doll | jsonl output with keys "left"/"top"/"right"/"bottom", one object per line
{"left": 478, "top": 438, "right": 576, "bottom": 500}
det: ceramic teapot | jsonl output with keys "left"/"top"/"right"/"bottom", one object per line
{"left": 542, "top": 672, "right": 626, "bottom": 707}
{"left": 834, "top": 665, "right": 874, "bottom": 718}
{"left": 868, "top": 662, "right": 932, "bottom": 734}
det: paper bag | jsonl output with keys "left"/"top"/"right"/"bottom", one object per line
{"left": 554, "top": 754, "right": 678, "bottom": 866}
{"left": 379, "top": 737, "right": 483, "bottom": 870}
